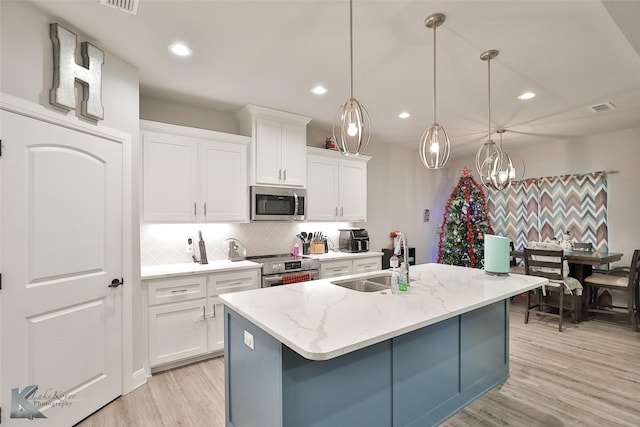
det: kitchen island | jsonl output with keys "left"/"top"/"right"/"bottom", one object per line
{"left": 220, "top": 263, "right": 546, "bottom": 427}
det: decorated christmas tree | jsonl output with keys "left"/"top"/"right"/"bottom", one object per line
{"left": 438, "top": 167, "right": 494, "bottom": 268}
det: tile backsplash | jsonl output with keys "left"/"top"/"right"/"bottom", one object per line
{"left": 140, "top": 222, "right": 354, "bottom": 266}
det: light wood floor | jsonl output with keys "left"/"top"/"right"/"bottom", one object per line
{"left": 76, "top": 299, "right": 640, "bottom": 426}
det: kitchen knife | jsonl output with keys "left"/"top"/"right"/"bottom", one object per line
{"left": 198, "top": 230, "right": 208, "bottom": 264}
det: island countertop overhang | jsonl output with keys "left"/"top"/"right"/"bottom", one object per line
{"left": 219, "top": 263, "right": 547, "bottom": 361}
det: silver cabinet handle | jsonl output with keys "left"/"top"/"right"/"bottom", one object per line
{"left": 171, "top": 289, "right": 188, "bottom": 293}
{"left": 202, "top": 305, "right": 206, "bottom": 321}
{"left": 278, "top": 169, "right": 282, "bottom": 181}
{"left": 334, "top": 207, "right": 338, "bottom": 218}
{"left": 213, "top": 304, "right": 216, "bottom": 318}
{"left": 204, "top": 202, "right": 207, "bottom": 217}
{"left": 194, "top": 202, "right": 197, "bottom": 217}
{"left": 283, "top": 169, "right": 287, "bottom": 182}
{"left": 340, "top": 207, "right": 344, "bottom": 217}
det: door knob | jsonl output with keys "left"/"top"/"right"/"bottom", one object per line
{"left": 109, "top": 278, "right": 124, "bottom": 288}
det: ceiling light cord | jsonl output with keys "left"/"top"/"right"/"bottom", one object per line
{"left": 349, "top": 0, "right": 354, "bottom": 100}
{"left": 433, "top": 23, "right": 437, "bottom": 124}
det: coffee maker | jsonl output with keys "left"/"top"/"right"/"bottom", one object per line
{"left": 339, "top": 228, "right": 370, "bottom": 253}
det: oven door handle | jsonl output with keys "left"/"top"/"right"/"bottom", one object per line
{"left": 263, "top": 275, "right": 284, "bottom": 287}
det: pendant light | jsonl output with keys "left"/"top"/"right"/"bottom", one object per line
{"left": 491, "top": 129, "right": 513, "bottom": 190}
{"left": 333, "top": 0, "right": 371, "bottom": 157}
{"left": 495, "top": 129, "right": 526, "bottom": 187}
{"left": 419, "top": 13, "right": 450, "bottom": 169}
{"left": 475, "top": 49, "right": 503, "bottom": 189}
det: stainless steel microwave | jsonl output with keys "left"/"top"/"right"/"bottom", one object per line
{"left": 250, "top": 186, "right": 306, "bottom": 221}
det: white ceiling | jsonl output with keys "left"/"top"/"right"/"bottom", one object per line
{"left": 27, "top": 0, "right": 640, "bottom": 158}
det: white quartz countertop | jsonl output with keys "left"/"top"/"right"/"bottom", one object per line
{"left": 219, "top": 263, "right": 547, "bottom": 361}
{"left": 141, "top": 260, "right": 261, "bottom": 280}
{"left": 306, "top": 251, "right": 384, "bottom": 261}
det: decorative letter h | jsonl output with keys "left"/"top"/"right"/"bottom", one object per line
{"left": 50, "top": 23, "right": 104, "bottom": 121}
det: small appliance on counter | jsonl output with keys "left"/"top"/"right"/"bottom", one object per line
{"left": 339, "top": 228, "right": 370, "bottom": 253}
{"left": 484, "top": 234, "right": 510, "bottom": 275}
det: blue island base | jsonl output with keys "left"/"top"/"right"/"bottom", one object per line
{"left": 225, "top": 300, "right": 509, "bottom": 427}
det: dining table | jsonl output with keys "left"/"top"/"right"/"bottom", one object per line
{"left": 511, "top": 249, "right": 624, "bottom": 321}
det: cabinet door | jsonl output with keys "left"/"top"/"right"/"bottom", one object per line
{"left": 199, "top": 140, "right": 248, "bottom": 222}
{"left": 306, "top": 155, "right": 339, "bottom": 221}
{"left": 255, "top": 118, "right": 282, "bottom": 185}
{"left": 339, "top": 160, "right": 367, "bottom": 222}
{"left": 148, "top": 299, "right": 207, "bottom": 367}
{"left": 207, "top": 296, "right": 225, "bottom": 353}
{"left": 280, "top": 123, "right": 307, "bottom": 187}
{"left": 142, "top": 132, "right": 198, "bottom": 222}
{"left": 320, "top": 260, "right": 353, "bottom": 279}
{"left": 353, "top": 257, "right": 382, "bottom": 274}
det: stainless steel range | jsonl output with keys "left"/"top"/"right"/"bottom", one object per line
{"left": 246, "top": 253, "right": 320, "bottom": 287}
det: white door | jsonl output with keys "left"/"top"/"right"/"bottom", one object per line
{"left": 1, "top": 109, "right": 123, "bottom": 426}
{"left": 280, "top": 123, "right": 306, "bottom": 187}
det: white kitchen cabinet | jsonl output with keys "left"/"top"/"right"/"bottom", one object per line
{"left": 141, "top": 120, "right": 249, "bottom": 222}
{"left": 144, "top": 267, "right": 260, "bottom": 371}
{"left": 237, "top": 105, "right": 311, "bottom": 187}
{"left": 319, "top": 255, "right": 383, "bottom": 279}
{"left": 353, "top": 256, "right": 382, "bottom": 274}
{"left": 146, "top": 275, "right": 208, "bottom": 368}
{"left": 206, "top": 269, "right": 260, "bottom": 353}
{"left": 320, "top": 259, "right": 353, "bottom": 279}
{"left": 307, "top": 147, "right": 370, "bottom": 221}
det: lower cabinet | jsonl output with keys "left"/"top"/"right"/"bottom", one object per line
{"left": 319, "top": 255, "right": 382, "bottom": 279}
{"left": 144, "top": 268, "right": 259, "bottom": 371}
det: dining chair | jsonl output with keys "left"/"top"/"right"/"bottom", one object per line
{"left": 509, "top": 241, "right": 525, "bottom": 275}
{"left": 583, "top": 249, "right": 640, "bottom": 331}
{"left": 523, "top": 246, "right": 580, "bottom": 332}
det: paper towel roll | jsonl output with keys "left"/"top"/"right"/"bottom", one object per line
{"left": 484, "top": 234, "right": 510, "bottom": 275}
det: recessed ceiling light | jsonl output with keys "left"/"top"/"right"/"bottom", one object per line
{"left": 398, "top": 112, "right": 411, "bottom": 119}
{"left": 311, "top": 85, "right": 327, "bottom": 95}
{"left": 517, "top": 91, "right": 536, "bottom": 100}
{"left": 168, "top": 43, "right": 193, "bottom": 57}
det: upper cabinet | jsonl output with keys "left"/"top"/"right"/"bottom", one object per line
{"left": 237, "top": 105, "right": 311, "bottom": 187}
{"left": 141, "top": 120, "right": 250, "bottom": 223}
{"left": 306, "top": 147, "right": 370, "bottom": 222}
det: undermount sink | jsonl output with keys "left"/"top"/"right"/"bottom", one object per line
{"left": 331, "top": 273, "right": 393, "bottom": 292}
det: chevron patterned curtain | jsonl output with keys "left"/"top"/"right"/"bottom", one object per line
{"left": 486, "top": 178, "right": 539, "bottom": 250}
{"left": 487, "top": 172, "right": 608, "bottom": 251}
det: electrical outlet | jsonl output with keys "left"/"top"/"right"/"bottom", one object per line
{"left": 186, "top": 236, "right": 194, "bottom": 253}
{"left": 244, "top": 330, "right": 254, "bottom": 350}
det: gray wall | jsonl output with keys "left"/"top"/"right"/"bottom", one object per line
{"left": 1, "top": 0, "right": 144, "bottom": 386}
{"left": 143, "top": 94, "right": 640, "bottom": 266}
{"left": 446, "top": 127, "right": 640, "bottom": 267}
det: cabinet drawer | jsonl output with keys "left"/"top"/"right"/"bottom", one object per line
{"left": 320, "top": 260, "right": 353, "bottom": 279}
{"left": 208, "top": 269, "right": 259, "bottom": 296}
{"left": 146, "top": 276, "right": 207, "bottom": 306}
{"left": 353, "top": 257, "right": 382, "bottom": 274}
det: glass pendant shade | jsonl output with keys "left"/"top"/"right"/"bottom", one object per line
{"left": 420, "top": 13, "right": 450, "bottom": 169}
{"left": 475, "top": 138, "right": 503, "bottom": 190}
{"left": 333, "top": 97, "right": 371, "bottom": 156}
{"left": 333, "top": 0, "right": 371, "bottom": 157}
{"left": 419, "top": 123, "right": 450, "bottom": 169}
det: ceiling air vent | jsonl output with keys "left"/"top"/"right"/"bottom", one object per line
{"left": 589, "top": 102, "right": 616, "bottom": 113}
{"left": 100, "top": 0, "right": 139, "bottom": 15}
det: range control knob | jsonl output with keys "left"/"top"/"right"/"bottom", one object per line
{"left": 272, "top": 263, "right": 284, "bottom": 273}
